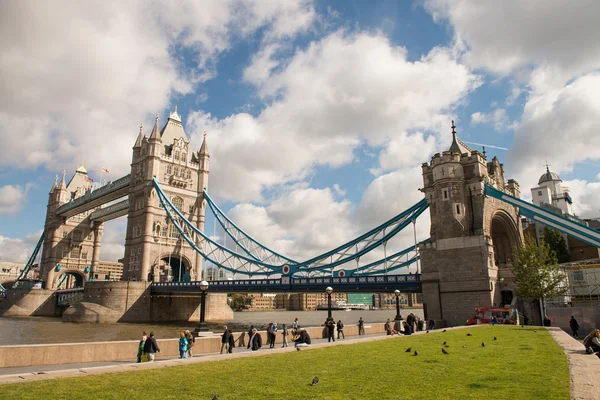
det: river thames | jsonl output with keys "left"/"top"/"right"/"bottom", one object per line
{"left": 0, "top": 308, "right": 424, "bottom": 345}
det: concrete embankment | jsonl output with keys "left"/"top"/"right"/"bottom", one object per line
{"left": 0, "top": 323, "right": 386, "bottom": 368}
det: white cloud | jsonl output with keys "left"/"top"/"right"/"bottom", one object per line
{"left": 564, "top": 179, "right": 600, "bottom": 219}
{"left": 0, "top": 0, "right": 315, "bottom": 177}
{"left": 98, "top": 219, "right": 127, "bottom": 262}
{"left": 470, "top": 108, "right": 510, "bottom": 131}
{"left": 509, "top": 73, "right": 600, "bottom": 187}
{"left": 0, "top": 231, "right": 42, "bottom": 263}
{"left": 424, "top": 0, "right": 600, "bottom": 87}
{"left": 332, "top": 184, "right": 346, "bottom": 197}
{"left": 0, "top": 184, "right": 33, "bottom": 214}
{"left": 189, "top": 31, "right": 480, "bottom": 202}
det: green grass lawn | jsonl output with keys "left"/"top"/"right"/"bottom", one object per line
{"left": 2, "top": 326, "right": 569, "bottom": 400}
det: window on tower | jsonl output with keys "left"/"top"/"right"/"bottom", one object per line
{"left": 538, "top": 191, "right": 542, "bottom": 196}
{"left": 167, "top": 165, "right": 172, "bottom": 175}
{"left": 442, "top": 189, "right": 449, "bottom": 200}
{"left": 173, "top": 197, "right": 184, "bottom": 211}
{"left": 175, "top": 150, "right": 180, "bottom": 161}
{"left": 186, "top": 170, "right": 191, "bottom": 179}
{"left": 182, "top": 152, "right": 187, "bottom": 162}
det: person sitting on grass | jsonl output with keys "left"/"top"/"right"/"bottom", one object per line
{"left": 294, "top": 329, "right": 312, "bottom": 348}
{"left": 583, "top": 329, "right": 600, "bottom": 355}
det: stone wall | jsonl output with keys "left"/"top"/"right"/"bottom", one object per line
{"left": 547, "top": 306, "right": 600, "bottom": 337}
{"left": 0, "top": 323, "right": 387, "bottom": 368}
{"left": 0, "top": 289, "right": 58, "bottom": 317}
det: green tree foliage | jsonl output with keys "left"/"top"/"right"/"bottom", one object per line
{"left": 511, "top": 235, "right": 568, "bottom": 308}
{"left": 542, "top": 227, "right": 571, "bottom": 263}
{"left": 230, "top": 293, "right": 248, "bottom": 311}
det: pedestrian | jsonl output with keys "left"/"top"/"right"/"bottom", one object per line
{"left": 220, "top": 325, "right": 231, "bottom": 354}
{"left": 184, "top": 330, "right": 195, "bottom": 358}
{"left": 569, "top": 316, "right": 580, "bottom": 339}
{"left": 292, "top": 317, "right": 299, "bottom": 336}
{"left": 143, "top": 331, "right": 160, "bottom": 362}
{"left": 281, "top": 324, "right": 289, "bottom": 347}
{"left": 336, "top": 320, "right": 345, "bottom": 339}
{"left": 385, "top": 319, "right": 392, "bottom": 335}
{"left": 270, "top": 322, "right": 278, "bottom": 348}
{"left": 428, "top": 318, "right": 435, "bottom": 330}
{"left": 405, "top": 314, "right": 414, "bottom": 335}
{"left": 178, "top": 332, "right": 188, "bottom": 359}
{"left": 228, "top": 329, "right": 235, "bottom": 353}
{"left": 247, "top": 328, "right": 262, "bottom": 351}
{"left": 294, "top": 329, "right": 311, "bottom": 348}
{"left": 327, "top": 320, "right": 336, "bottom": 342}
{"left": 417, "top": 317, "right": 424, "bottom": 332}
{"left": 583, "top": 329, "right": 600, "bottom": 354}
{"left": 543, "top": 315, "right": 552, "bottom": 327}
{"left": 137, "top": 331, "right": 147, "bottom": 363}
{"left": 358, "top": 317, "right": 365, "bottom": 335}
{"left": 266, "top": 323, "right": 274, "bottom": 348}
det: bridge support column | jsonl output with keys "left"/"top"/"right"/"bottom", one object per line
{"left": 140, "top": 199, "right": 154, "bottom": 282}
{"left": 90, "top": 223, "right": 102, "bottom": 280}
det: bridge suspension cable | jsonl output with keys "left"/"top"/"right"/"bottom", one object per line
{"left": 12, "top": 231, "right": 45, "bottom": 288}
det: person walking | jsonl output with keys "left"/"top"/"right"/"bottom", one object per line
{"left": 184, "top": 330, "right": 195, "bottom": 358}
{"left": 270, "top": 322, "right": 278, "bottom": 348}
{"left": 178, "top": 332, "right": 188, "bottom": 359}
{"left": 220, "top": 326, "right": 231, "bottom": 354}
{"left": 281, "top": 324, "right": 289, "bottom": 348}
{"left": 336, "top": 320, "right": 345, "bottom": 339}
{"left": 428, "top": 318, "right": 435, "bottom": 331}
{"left": 327, "top": 320, "right": 336, "bottom": 342}
{"left": 248, "top": 328, "right": 262, "bottom": 351}
{"left": 143, "top": 332, "right": 160, "bottom": 362}
{"left": 384, "top": 319, "right": 392, "bottom": 335}
{"left": 292, "top": 317, "right": 299, "bottom": 336}
{"left": 137, "top": 331, "right": 147, "bottom": 363}
{"left": 227, "top": 329, "right": 235, "bottom": 353}
{"left": 358, "top": 317, "right": 365, "bottom": 335}
{"left": 266, "top": 323, "right": 274, "bottom": 348}
{"left": 569, "top": 316, "right": 580, "bottom": 339}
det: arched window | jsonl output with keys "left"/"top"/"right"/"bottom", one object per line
{"left": 182, "top": 152, "right": 187, "bottom": 162}
{"left": 166, "top": 165, "right": 172, "bottom": 175}
{"left": 186, "top": 170, "right": 191, "bottom": 179}
{"left": 173, "top": 197, "right": 184, "bottom": 211}
{"left": 174, "top": 166, "right": 179, "bottom": 177}
{"left": 174, "top": 150, "right": 180, "bottom": 161}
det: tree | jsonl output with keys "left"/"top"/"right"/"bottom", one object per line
{"left": 229, "top": 293, "right": 248, "bottom": 311}
{"left": 542, "top": 226, "right": 571, "bottom": 264}
{"left": 511, "top": 235, "right": 568, "bottom": 317}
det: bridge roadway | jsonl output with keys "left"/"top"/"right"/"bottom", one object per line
{"left": 151, "top": 273, "right": 422, "bottom": 294}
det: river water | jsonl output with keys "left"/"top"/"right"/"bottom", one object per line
{"left": 0, "top": 309, "right": 423, "bottom": 345}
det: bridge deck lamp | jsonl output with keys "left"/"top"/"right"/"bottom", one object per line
{"left": 326, "top": 286, "right": 334, "bottom": 323}
{"left": 394, "top": 289, "right": 403, "bottom": 331}
{"left": 194, "top": 280, "right": 210, "bottom": 335}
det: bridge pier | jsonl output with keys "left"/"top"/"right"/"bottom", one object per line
{"left": 0, "top": 288, "right": 60, "bottom": 317}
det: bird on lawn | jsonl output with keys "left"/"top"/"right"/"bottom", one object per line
{"left": 212, "top": 396, "right": 219, "bottom": 400}
{"left": 443, "top": 341, "right": 447, "bottom": 345}
{"left": 494, "top": 337, "right": 497, "bottom": 341}
{"left": 481, "top": 342, "right": 485, "bottom": 347}
{"left": 462, "top": 345, "right": 466, "bottom": 348}
{"left": 442, "top": 329, "right": 447, "bottom": 333}
{"left": 426, "top": 331, "right": 429, "bottom": 334}
{"left": 442, "top": 348, "right": 449, "bottom": 355}
{"left": 311, "top": 376, "right": 319, "bottom": 386}
{"left": 467, "top": 333, "right": 472, "bottom": 336}
{"left": 444, "top": 345, "right": 450, "bottom": 348}
{"left": 534, "top": 330, "right": 537, "bottom": 333}
{"left": 296, "top": 348, "right": 301, "bottom": 351}
{"left": 414, "top": 350, "right": 419, "bottom": 356}
{"left": 405, "top": 347, "right": 412, "bottom": 352}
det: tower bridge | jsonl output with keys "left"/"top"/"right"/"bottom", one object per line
{"left": 3, "top": 113, "right": 600, "bottom": 327}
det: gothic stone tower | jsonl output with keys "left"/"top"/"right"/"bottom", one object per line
{"left": 40, "top": 166, "right": 104, "bottom": 289}
{"left": 419, "top": 122, "right": 523, "bottom": 326}
{"left": 122, "top": 107, "right": 208, "bottom": 283}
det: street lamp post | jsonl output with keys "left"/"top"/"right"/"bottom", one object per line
{"left": 193, "top": 280, "right": 210, "bottom": 336}
{"left": 326, "top": 286, "right": 334, "bottom": 323}
{"left": 394, "top": 289, "right": 403, "bottom": 332}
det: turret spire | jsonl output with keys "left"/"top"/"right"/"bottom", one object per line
{"left": 58, "top": 170, "right": 67, "bottom": 190}
{"left": 448, "top": 119, "right": 461, "bottom": 154}
{"left": 199, "top": 130, "right": 209, "bottom": 156}
{"left": 134, "top": 122, "right": 144, "bottom": 148}
{"left": 149, "top": 113, "right": 161, "bottom": 141}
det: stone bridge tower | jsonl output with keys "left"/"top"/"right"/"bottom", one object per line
{"left": 419, "top": 122, "right": 523, "bottom": 326}
{"left": 122, "top": 107, "right": 208, "bottom": 283}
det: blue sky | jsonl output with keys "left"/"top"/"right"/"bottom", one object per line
{"left": 1, "top": 0, "right": 600, "bottom": 263}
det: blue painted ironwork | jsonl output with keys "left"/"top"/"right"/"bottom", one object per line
{"left": 204, "top": 190, "right": 299, "bottom": 265}
{"left": 485, "top": 183, "right": 600, "bottom": 248}
{"left": 56, "top": 288, "right": 84, "bottom": 307}
{"left": 12, "top": 232, "right": 45, "bottom": 288}
{"left": 56, "top": 273, "right": 68, "bottom": 289}
{"left": 55, "top": 174, "right": 131, "bottom": 217}
{"left": 89, "top": 199, "right": 129, "bottom": 222}
{"left": 152, "top": 273, "right": 422, "bottom": 294}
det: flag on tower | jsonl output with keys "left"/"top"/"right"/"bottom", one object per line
{"left": 102, "top": 168, "right": 110, "bottom": 174}
{"left": 85, "top": 176, "right": 94, "bottom": 183}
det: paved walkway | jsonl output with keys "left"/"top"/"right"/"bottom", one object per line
{"left": 546, "top": 327, "right": 600, "bottom": 400}
{"left": 0, "top": 331, "right": 399, "bottom": 385}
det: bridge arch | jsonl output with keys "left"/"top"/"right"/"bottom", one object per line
{"left": 151, "top": 253, "right": 193, "bottom": 282}
{"left": 54, "top": 269, "right": 86, "bottom": 289}
{"left": 489, "top": 209, "right": 521, "bottom": 269}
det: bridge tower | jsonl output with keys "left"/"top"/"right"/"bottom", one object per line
{"left": 419, "top": 122, "right": 523, "bottom": 326}
{"left": 40, "top": 166, "right": 104, "bottom": 289}
{"left": 122, "top": 107, "right": 208, "bottom": 283}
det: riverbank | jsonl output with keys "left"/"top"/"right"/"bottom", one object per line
{"left": 0, "top": 326, "right": 573, "bottom": 399}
